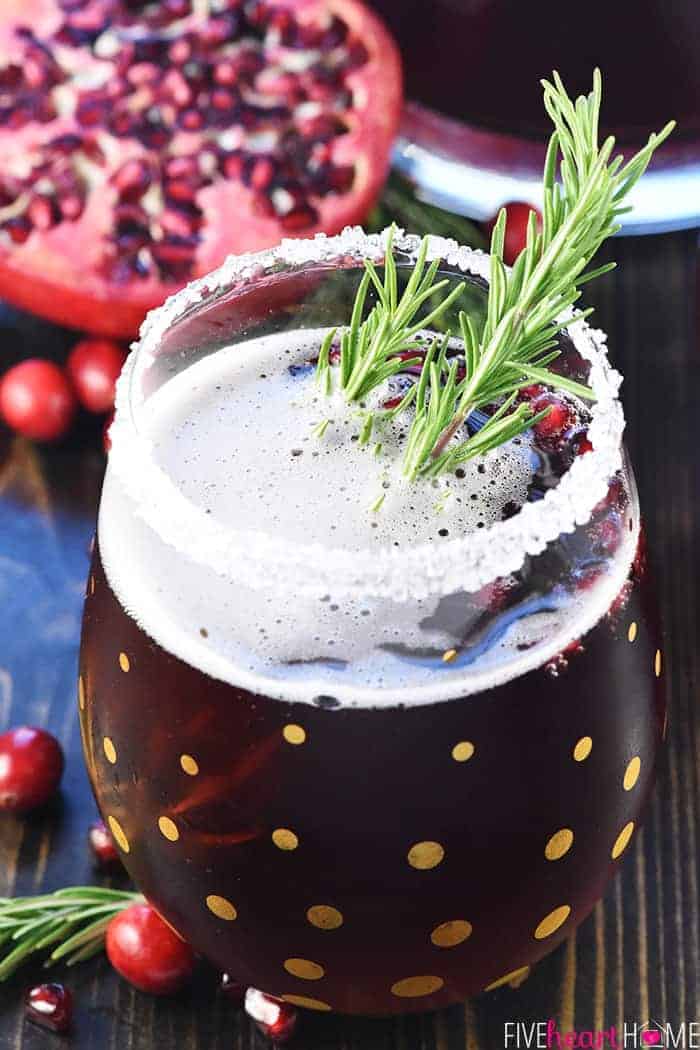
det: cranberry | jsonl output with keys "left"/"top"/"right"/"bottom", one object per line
{"left": 532, "top": 393, "right": 574, "bottom": 442}
{"left": 67, "top": 338, "right": 127, "bottom": 414}
{"left": 0, "top": 359, "right": 76, "bottom": 442}
{"left": 0, "top": 726, "right": 64, "bottom": 811}
{"left": 88, "top": 819, "right": 123, "bottom": 869}
{"left": 245, "top": 988, "right": 298, "bottom": 1044}
{"left": 106, "top": 903, "right": 195, "bottom": 995}
{"left": 574, "top": 433, "right": 594, "bottom": 455}
{"left": 25, "top": 983, "right": 73, "bottom": 1033}
{"left": 487, "top": 202, "right": 542, "bottom": 266}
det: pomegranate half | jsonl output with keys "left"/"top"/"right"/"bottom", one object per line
{"left": 0, "top": 0, "right": 402, "bottom": 336}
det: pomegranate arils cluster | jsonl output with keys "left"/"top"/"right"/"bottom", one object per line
{"left": 0, "top": 0, "right": 368, "bottom": 281}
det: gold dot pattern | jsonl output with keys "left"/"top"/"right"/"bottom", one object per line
{"left": 272, "top": 828, "right": 299, "bottom": 851}
{"left": 430, "top": 919, "right": 472, "bottom": 947}
{"left": 623, "top": 756, "right": 641, "bottom": 791}
{"left": 573, "top": 736, "right": 593, "bottom": 762}
{"left": 90, "top": 575, "right": 95, "bottom": 596}
{"left": 283, "top": 724, "right": 306, "bottom": 745}
{"left": 282, "top": 995, "right": 332, "bottom": 1012}
{"left": 407, "top": 841, "right": 445, "bottom": 870}
{"left": 107, "top": 815, "right": 130, "bottom": 854}
{"left": 655, "top": 649, "right": 663, "bottom": 677}
{"left": 612, "top": 821, "right": 635, "bottom": 859}
{"left": 118, "top": 652, "right": 130, "bottom": 673}
{"left": 306, "top": 905, "right": 343, "bottom": 930}
{"left": 544, "top": 828, "right": 574, "bottom": 861}
{"left": 627, "top": 621, "right": 638, "bottom": 643}
{"left": 534, "top": 904, "right": 571, "bottom": 940}
{"left": 442, "top": 649, "right": 457, "bottom": 663}
{"left": 284, "top": 958, "right": 325, "bottom": 981}
{"left": 78, "top": 676, "right": 85, "bottom": 711}
{"left": 484, "top": 965, "right": 531, "bottom": 992}
{"left": 180, "top": 754, "right": 199, "bottom": 776}
{"left": 391, "top": 975, "right": 444, "bottom": 998}
{"left": 158, "top": 816, "right": 179, "bottom": 842}
{"left": 103, "top": 737, "right": 117, "bottom": 764}
{"left": 451, "top": 741, "right": 475, "bottom": 763}
{"left": 206, "top": 895, "right": 237, "bottom": 921}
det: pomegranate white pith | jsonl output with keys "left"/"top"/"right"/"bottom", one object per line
{"left": 0, "top": 0, "right": 402, "bottom": 335}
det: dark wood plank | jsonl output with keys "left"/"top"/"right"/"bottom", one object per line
{"left": 0, "top": 232, "right": 697, "bottom": 1048}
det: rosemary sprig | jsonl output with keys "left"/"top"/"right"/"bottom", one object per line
{"left": 315, "top": 225, "right": 466, "bottom": 406}
{"left": 402, "top": 70, "right": 674, "bottom": 478}
{"left": 0, "top": 887, "right": 143, "bottom": 981}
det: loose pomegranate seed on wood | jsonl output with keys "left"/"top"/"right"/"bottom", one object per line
{"left": 26, "top": 983, "right": 73, "bottom": 1034}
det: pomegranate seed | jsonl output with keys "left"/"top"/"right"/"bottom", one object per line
{"left": 165, "top": 179, "right": 198, "bottom": 203}
{"left": 211, "top": 87, "right": 236, "bottom": 110}
{"left": 88, "top": 819, "right": 122, "bottom": 868}
{"left": 3, "top": 217, "right": 32, "bottom": 244}
{"left": 245, "top": 988, "right": 298, "bottom": 1044}
{"left": 112, "top": 159, "right": 152, "bottom": 202}
{"left": 27, "top": 194, "right": 59, "bottom": 232}
{"left": 67, "top": 338, "right": 127, "bottom": 414}
{"left": 26, "top": 983, "right": 73, "bottom": 1034}
{"left": 593, "top": 511, "right": 622, "bottom": 555}
{"left": 0, "top": 727, "right": 64, "bottom": 811}
{"left": 179, "top": 108, "right": 205, "bottom": 131}
{"left": 106, "top": 903, "right": 195, "bottom": 995}
{"left": 59, "top": 192, "right": 85, "bottom": 220}
{"left": 163, "top": 68, "right": 193, "bottom": 107}
{"left": 222, "top": 151, "right": 244, "bottom": 179}
{"left": 0, "top": 361, "right": 76, "bottom": 443}
{"left": 212, "top": 58, "right": 238, "bottom": 85}
{"left": 164, "top": 155, "right": 199, "bottom": 179}
{"left": 487, "top": 202, "right": 543, "bottom": 266}
{"left": 575, "top": 433, "right": 594, "bottom": 455}
{"left": 250, "top": 157, "right": 275, "bottom": 190}
{"left": 168, "top": 36, "right": 194, "bottom": 65}
{"left": 127, "top": 62, "right": 160, "bottom": 87}
{"left": 532, "top": 393, "right": 574, "bottom": 442}
{"left": 280, "top": 203, "right": 318, "bottom": 231}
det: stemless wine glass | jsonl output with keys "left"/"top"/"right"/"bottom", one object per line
{"left": 78, "top": 230, "right": 665, "bottom": 1016}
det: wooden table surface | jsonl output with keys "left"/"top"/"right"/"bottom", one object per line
{"left": 0, "top": 230, "right": 698, "bottom": 1049}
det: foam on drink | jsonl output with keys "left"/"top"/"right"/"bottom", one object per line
{"left": 100, "top": 327, "right": 637, "bottom": 708}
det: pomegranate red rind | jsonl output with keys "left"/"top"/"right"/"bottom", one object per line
{"left": 0, "top": 0, "right": 402, "bottom": 336}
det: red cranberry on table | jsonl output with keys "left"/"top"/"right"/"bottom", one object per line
{"left": 487, "top": 202, "right": 543, "bottom": 265}
{"left": 0, "top": 360, "right": 76, "bottom": 442}
{"left": 0, "top": 727, "right": 64, "bottom": 812}
{"left": 88, "top": 819, "right": 123, "bottom": 870}
{"left": 25, "top": 983, "right": 73, "bottom": 1034}
{"left": 245, "top": 988, "right": 299, "bottom": 1044}
{"left": 67, "top": 339, "right": 127, "bottom": 414}
{"left": 106, "top": 903, "right": 195, "bottom": 995}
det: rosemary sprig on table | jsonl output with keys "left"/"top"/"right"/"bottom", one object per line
{"left": 0, "top": 887, "right": 143, "bottom": 981}
{"left": 316, "top": 70, "right": 674, "bottom": 481}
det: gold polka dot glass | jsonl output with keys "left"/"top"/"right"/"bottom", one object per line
{"left": 79, "top": 231, "right": 666, "bottom": 1016}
